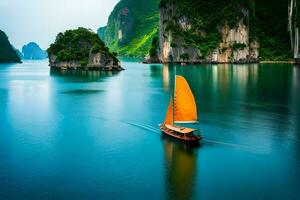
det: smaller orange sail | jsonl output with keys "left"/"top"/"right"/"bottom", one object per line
{"left": 164, "top": 97, "right": 174, "bottom": 125}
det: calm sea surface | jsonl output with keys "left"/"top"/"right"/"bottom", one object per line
{"left": 0, "top": 59, "right": 300, "bottom": 200}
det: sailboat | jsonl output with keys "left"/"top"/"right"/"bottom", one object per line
{"left": 159, "top": 75, "right": 202, "bottom": 143}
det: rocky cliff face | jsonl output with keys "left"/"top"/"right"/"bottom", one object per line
{"left": 289, "top": 0, "right": 300, "bottom": 60}
{"left": 212, "top": 21, "right": 259, "bottom": 63}
{"left": 49, "top": 51, "right": 123, "bottom": 71}
{"left": 158, "top": 1, "right": 259, "bottom": 63}
{"left": 49, "top": 53, "right": 122, "bottom": 71}
{"left": 155, "top": 0, "right": 293, "bottom": 63}
{"left": 158, "top": 3, "right": 200, "bottom": 63}
{"left": 88, "top": 51, "right": 122, "bottom": 70}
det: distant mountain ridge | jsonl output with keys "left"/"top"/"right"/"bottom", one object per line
{"left": 22, "top": 42, "right": 48, "bottom": 60}
{"left": 98, "top": 0, "right": 160, "bottom": 57}
{"left": 0, "top": 30, "right": 21, "bottom": 63}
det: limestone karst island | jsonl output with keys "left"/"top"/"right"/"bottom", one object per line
{"left": 1, "top": 0, "right": 300, "bottom": 200}
{"left": 48, "top": 28, "right": 123, "bottom": 71}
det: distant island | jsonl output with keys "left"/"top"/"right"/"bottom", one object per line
{"left": 47, "top": 28, "right": 123, "bottom": 71}
{"left": 22, "top": 42, "right": 48, "bottom": 60}
{"left": 0, "top": 30, "right": 21, "bottom": 63}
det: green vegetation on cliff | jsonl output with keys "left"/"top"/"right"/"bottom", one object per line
{"left": 98, "top": 0, "right": 160, "bottom": 57}
{"left": 162, "top": 0, "right": 253, "bottom": 58}
{"left": 149, "top": 36, "right": 159, "bottom": 57}
{"left": 251, "top": 0, "right": 291, "bottom": 61}
{"left": 160, "top": 0, "right": 292, "bottom": 60}
{"left": 48, "top": 28, "right": 118, "bottom": 65}
{"left": 0, "top": 30, "right": 21, "bottom": 63}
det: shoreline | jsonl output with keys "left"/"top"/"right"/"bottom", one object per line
{"left": 49, "top": 66, "right": 124, "bottom": 71}
{"left": 260, "top": 60, "right": 295, "bottom": 64}
{"left": 142, "top": 60, "right": 296, "bottom": 65}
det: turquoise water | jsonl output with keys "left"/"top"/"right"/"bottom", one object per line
{"left": 0, "top": 59, "right": 300, "bottom": 199}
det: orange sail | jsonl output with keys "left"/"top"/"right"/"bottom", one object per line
{"left": 174, "top": 76, "right": 198, "bottom": 123}
{"left": 164, "top": 97, "right": 174, "bottom": 125}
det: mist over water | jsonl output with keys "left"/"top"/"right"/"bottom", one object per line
{"left": 0, "top": 60, "right": 300, "bottom": 199}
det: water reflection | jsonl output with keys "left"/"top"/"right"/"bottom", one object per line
{"left": 1, "top": 60, "right": 300, "bottom": 199}
{"left": 149, "top": 64, "right": 172, "bottom": 91}
{"left": 175, "top": 64, "right": 260, "bottom": 102}
{"left": 149, "top": 65, "right": 162, "bottom": 77}
{"left": 162, "top": 136, "right": 199, "bottom": 200}
{"left": 162, "top": 64, "right": 172, "bottom": 91}
{"left": 292, "top": 66, "right": 300, "bottom": 136}
{"left": 50, "top": 69, "right": 120, "bottom": 81}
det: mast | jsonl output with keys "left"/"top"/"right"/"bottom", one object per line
{"left": 172, "top": 64, "right": 176, "bottom": 124}
{"left": 169, "top": 64, "right": 198, "bottom": 124}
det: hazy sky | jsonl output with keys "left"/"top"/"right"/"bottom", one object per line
{"left": 0, "top": 0, "right": 119, "bottom": 50}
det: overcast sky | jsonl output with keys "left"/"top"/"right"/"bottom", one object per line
{"left": 0, "top": 0, "right": 119, "bottom": 50}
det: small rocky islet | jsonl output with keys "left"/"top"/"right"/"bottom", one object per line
{"left": 47, "top": 28, "right": 123, "bottom": 71}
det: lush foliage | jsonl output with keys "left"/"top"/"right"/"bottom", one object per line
{"left": 149, "top": 36, "right": 159, "bottom": 57}
{"left": 0, "top": 30, "right": 21, "bottom": 63}
{"left": 48, "top": 28, "right": 118, "bottom": 65}
{"left": 292, "top": 0, "right": 300, "bottom": 28}
{"left": 250, "top": 0, "right": 291, "bottom": 60}
{"left": 160, "top": 0, "right": 292, "bottom": 60}
{"left": 99, "top": 0, "right": 160, "bottom": 57}
{"left": 180, "top": 53, "right": 189, "bottom": 61}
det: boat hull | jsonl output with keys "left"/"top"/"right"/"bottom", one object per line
{"left": 159, "top": 124, "right": 202, "bottom": 143}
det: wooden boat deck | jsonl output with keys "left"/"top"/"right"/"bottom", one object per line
{"left": 159, "top": 124, "right": 201, "bottom": 142}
